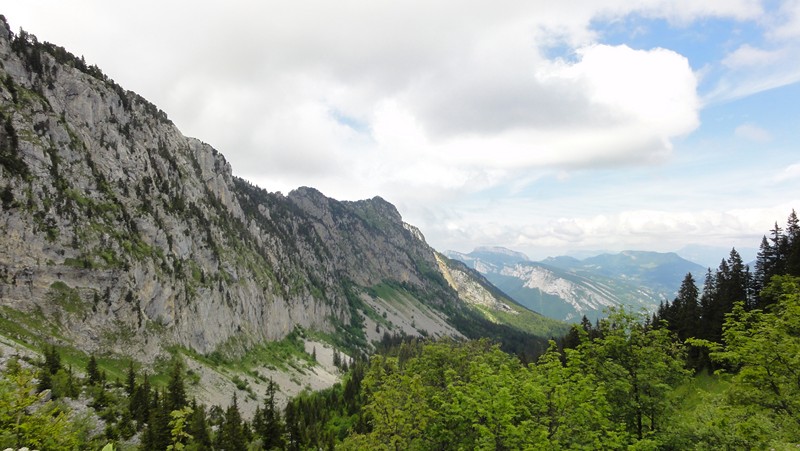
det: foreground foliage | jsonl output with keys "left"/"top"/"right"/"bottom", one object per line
{"left": 339, "top": 308, "right": 689, "bottom": 450}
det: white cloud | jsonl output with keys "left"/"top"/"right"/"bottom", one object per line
{"left": 722, "top": 45, "right": 786, "bottom": 68}
{"left": 734, "top": 123, "right": 772, "bottom": 142}
{"left": 704, "top": 51, "right": 800, "bottom": 103}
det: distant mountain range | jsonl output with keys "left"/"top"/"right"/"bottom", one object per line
{"left": 446, "top": 247, "right": 706, "bottom": 322}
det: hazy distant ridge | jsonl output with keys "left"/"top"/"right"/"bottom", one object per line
{"left": 446, "top": 248, "right": 705, "bottom": 321}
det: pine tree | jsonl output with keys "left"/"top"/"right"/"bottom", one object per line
{"left": 37, "top": 345, "right": 63, "bottom": 392}
{"left": 87, "top": 355, "right": 100, "bottom": 386}
{"left": 125, "top": 360, "right": 137, "bottom": 397}
{"left": 257, "top": 378, "right": 285, "bottom": 450}
{"left": 754, "top": 235, "right": 774, "bottom": 304}
{"left": 44, "top": 345, "right": 62, "bottom": 376}
{"left": 786, "top": 210, "right": 800, "bottom": 276}
{"left": 145, "top": 390, "right": 171, "bottom": 451}
{"left": 186, "top": 399, "right": 212, "bottom": 450}
{"left": 166, "top": 359, "right": 187, "bottom": 413}
{"left": 699, "top": 268, "right": 717, "bottom": 341}
{"left": 36, "top": 366, "right": 52, "bottom": 393}
{"left": 333, "top": 350, "right": 341, "bottom": 369}
{"left": 701, "top": 250, "right": 749, "bottom": 343}
{"left": 131, "top": 373, "right": 152, "bottom": 429}
{"left": 284, "top": 400, "right": 302, "bottom": 451}
{"left": 673, "top": 272, "right": 699, "bottom": 340}
{"left": 723, "top": 249, "right": 750, "bottom": 307}
{"left": 218, "top": 393, "right": 246, "bottom": 451}
{"left": 141, "top": 390, "right": 164, "bottom": 450}
{"left": 769, "top": 222, "right": 787, "bottom": 276}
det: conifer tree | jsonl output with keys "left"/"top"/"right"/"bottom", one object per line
{"left": 769, "top": 222, "right": 787, "bottom": 276}
{"left": 284, "top": 400, "right": 302, "bottom": 451}
{"left": 125, "top": 360, "right": 137, "bottom": 397}
{"left": 256, "top": 378, "right": 285, "bottom": 450}
{"left": 131, "top": 373, "right": 151, "bottom": 429}
{"left": 87, "top": 355, "right": 100, "bottom": 386}
{"left": 218, "top": 393, "right": 246, "bottom": 451}
{"left": 699, "top": 268, "right": 716, "bottom": 337}
{"left": 166, "top": 359, "right": 187, "bottom": 413}
{"left": 186, "top": 399, "right": 211, "bottom": 450}
{"left": 785, "top": 210, "right": 800, "bottom": 276}
{"left": 35, "top": 366, "right": 52, "bottom": 393}
{"left": 44, "top": 344, "right": 62, "bottom": 376}
{"left": 333, "top": 350, "right": 341, "bottom": 369}
{"left": 143, "top": 390, "right": 171, "bottom": 451}
{"left": 36, "top": 345, "right": 63, "bottom": 392}
{"left": 664, "top": 272, "right": 700, "bottom": 341}
{"left": 754, "top": 235, "right": 774, "bottom": 297}
{"left": 51, "top": 366, "right": 78, "bottom": 399}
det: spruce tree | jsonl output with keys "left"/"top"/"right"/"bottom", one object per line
{"left": 786, "top": 210, "right": 800, "bottom": 276}
{"left": 44, "top": 345, "right": 62, "bottom": 376}
{"left": 36, "top": 366, "right": 52, "bottom": 392}
{"left": 671, "top": 272, "right": 699, "bottom": 340}
{"left": 166, "top": 359, "right": 187, "bottom": 413}
{"left": 145, "top": 390, "right": 171, "bottom": 451}
{"left": 258, "top": 378, "right": 285, "bottom": 450}
{"left": 37, "top": 345, "right": 63, "bottom": 392}
{"left": 131, "top": 373, "right": 151, "bottom": 429}
{"left": 218, "top": 393, "right": 246, "bottom": 451}
{"left": 87, "top": 355, "right": 100, "bottom": 386}
{"left": 141, "top": 390, "right": 168, "bottom": 450}
{"left": 699, "top": 268, "right": 717, "bottom": 340}
{"left": 754, "top": 235, "right": 774, "bottom": 305}
{"left": 186, "top": 399, "right": 212, "bottom": 450}
{"left": 769, "top": 222, "right": 787, "bottom": 276}
{"left": 125, "top": 360, "right": 137, "bottom": 397}
{"left": 284, "top": 400, "right": 302, "bottom": 451}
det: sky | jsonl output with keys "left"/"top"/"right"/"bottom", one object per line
{"left": 4, "top": 1, "right": 800, "bottom": 264}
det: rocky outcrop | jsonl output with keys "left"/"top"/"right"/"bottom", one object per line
{"left": 436, "top": 254, "right": 516, "bottom": 313}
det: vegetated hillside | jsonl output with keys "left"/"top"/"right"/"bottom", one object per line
{"left": 0, "top": 16, "right": 556, "bottom": 371}
{"left": 447, "top": 247, "right": 704, "bottom": 321}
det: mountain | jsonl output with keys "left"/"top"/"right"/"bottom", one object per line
{"left": 0, "top": 17, "right": 562, "bottom": 375}
{"left": 544, "top": 250, "right": 706, "bottom": 294}
{"left": 447, "top": 247, "right": 705, "bottom": 321}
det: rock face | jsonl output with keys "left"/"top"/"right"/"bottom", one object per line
{"left": 436, "top": 254, "right": 517, "bottom": 313}
{"left": 0, "top": 19, "right": 473, "bottom": 359}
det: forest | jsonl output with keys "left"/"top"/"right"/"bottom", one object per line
{"left": 2, "top": 211, "right": 800, "bottom": 450}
